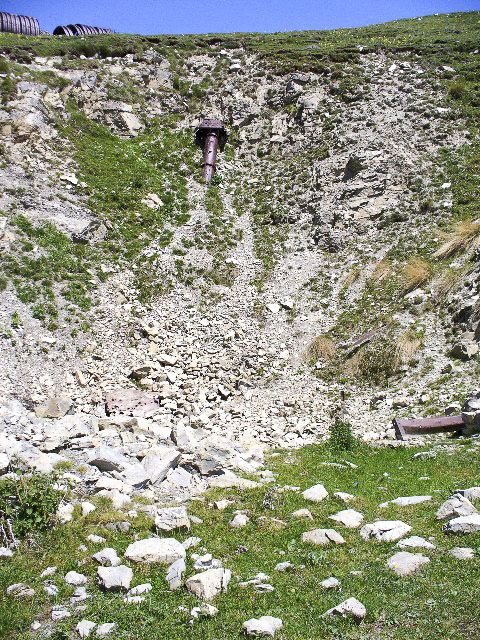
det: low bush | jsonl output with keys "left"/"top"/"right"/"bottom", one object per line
{"left": 328, "top": 419, "right": 357, "bottom": 451}
{"left": 0, "top": 470, "right": 64, "bottom": 539}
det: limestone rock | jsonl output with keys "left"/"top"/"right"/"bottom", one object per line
{"left": 302, "top": 528, "right": 345, "bottom": 545}
{"left": 230, "top": 513, "right": 249, "bottom": 528}
{"left": 397, "top": 536, "right": 436, "bottom": 550}
{"left": 6, "top": 583, "right": 35, "bottom": 598}
{"left": 322, "top": 597, "right": 366, "bottom": 621}
{"left": 360, "top": 520, "right": 412, "bottom": 542}
{"left": 321, "top": 577, "right": 341, "bottom": 589}
{"left": 449, "top": 547, "right": 474, "bottom": 559}
{"left": 329, "top": 509, "right": 364, "bottom": 528}
{"left": 92, "top": 548, "right": 121, "bottom": 567}
{"left": 65, "top": 571, "right": 87, "bottom": 586}
{"left": 35, "top": 396, "right": 72, "bottom": 418}
{"left": 208, "top": 471, "right": 261, "bottom": 489}
{"left": 87, "top": 446, "right": 129, "bottom": 472}
{"left": 379, "top": 496, "right": 432, "bottom": 508}
{"left": 333, "top": 492, "right": 355, "bottom": 502}
{"left": 436, "top": 494, "right": 478, "bottom": 520}
{"left": 387, "top": 551, "right": 430, "bottom": 576}
{"left": 143, "top": 449, "right": 181, "bottom": 484}
{"left": 155, "top": 506, "right": 190, "bottom": 532}
{"left": 96, "top": 565, "right": 133, "bottom": 591}
{"left": 242, "top": 616, "right": 283, "bottom": 636}
{"left": 96, "top": 623, "right": 117, "bottom": 636}
{"left": 166, "top": 557, "right": 186, "bottom": 590}
{"left": 76, "top": 620, "right": 96, "bottom": 638}
{"left": 443, "top": 513, "right": 480, "bottom": 534}
{"left": 124, "top": 538, "right": 186, "bottom": 564}
{"left": 302, "top": 484, "right": 328, "bottom": 502}
{"left": 185, "top": 568, "right": 231, "bottom": 600}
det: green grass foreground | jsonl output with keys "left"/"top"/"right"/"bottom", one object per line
{"left": 1, "top": 440, "right": 479, "bottom": 639}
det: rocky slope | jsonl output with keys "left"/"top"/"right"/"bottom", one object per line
{"left": 0, "top": 12, "right": 480, "bottom": 502}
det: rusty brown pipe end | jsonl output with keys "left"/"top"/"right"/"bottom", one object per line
{"left": 195, "top": 118, "right": 227, "bottom": 184}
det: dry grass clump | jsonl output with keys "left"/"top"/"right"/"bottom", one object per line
{"left": 305, "top": 335, "right": 336, "bottom": 362}
{"left": 342, "top": 267, "right": 361, "bottom": 289}
{"left": 395, "top": 330, "right": 424, "bottom": 366}
{"left": 433, "top": 219, "right": 480, "bottom": 260}
{"left": 432, "top": 269, "right": 462, "bottom": 300}
{"left": 369, "top": 259, "right": 393, "bottom": 284}
{"left": 401, "top": 257, "right": 433, "bottom": 293}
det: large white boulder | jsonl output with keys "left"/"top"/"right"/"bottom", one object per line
{"left": 322, "top": 597, "right": 366, "bottom": 621}
{"left": 124, "top": 538, "right": 185, "bottom": 564}
{"left": 302, "top": 484, "right": 328, "bottom": 502}
{"left": 242, "top": 616, "right": 283, "bottom": 636}
{"left": 360, "top": 520, "right": 411, "bottom": 542}
{"left": 386, "top": 552, "right": 430, "bottom": 577}
{"left": 185, "top": 568, "right": 231, "bottom": 600}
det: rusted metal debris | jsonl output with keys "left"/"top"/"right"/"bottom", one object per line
{"left": 344, "top": 326, "right": 384, "bottom": 357}
{"left": 195, "top": 118, "right": 228, "bottom": 183}
{"left": 53, "top": 24, "right": 115, "bottom": 36}
{"left": 0, "top": 12, "right": 40, "bottom": 36}
{"left": 393, "top": 414, "right": 464, "bottom": 440}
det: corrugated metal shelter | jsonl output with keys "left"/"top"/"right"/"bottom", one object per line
{"left": 53, "top": 24, "right": 114, "bottom": 36}
{"left": 0, "top": 12, "right": 41, "bottom": 35}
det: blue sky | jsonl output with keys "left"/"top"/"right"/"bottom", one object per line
{"left": 4, "top": 0, "right": 480, "bottom": 35}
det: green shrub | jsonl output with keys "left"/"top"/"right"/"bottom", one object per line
{"left": 0, "top": 471, "right": 64, "bottom": 538}
{"left": 328, "top": 419, "right": 357, "bottom": 451}
{"left": 448, "top": 80, "right": 466, "bottom": 99}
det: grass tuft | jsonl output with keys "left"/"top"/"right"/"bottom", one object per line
{"left": 433, "top": 219, "right": 480, "bottom": 260}
{"left": 401, "top": 257, "right": 433, "bottom": 293}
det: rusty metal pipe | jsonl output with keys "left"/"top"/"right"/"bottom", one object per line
{"left": 203, "top": 131, "right": 219, "bottom": 183}
{"left": 194, "top": 118, "right": 227, "bottom": 184}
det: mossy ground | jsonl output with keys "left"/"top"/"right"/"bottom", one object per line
{"left": 1, "top": 439, "right": 480, "bottom": 640}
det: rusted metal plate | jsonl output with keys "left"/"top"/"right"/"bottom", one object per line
{"left": 0, "top": 12, "right": 40, "bottom": 35}
{"left": 393, "top": 414, "right": 464, "bottom": 440}
{"left": 105, "top": 389, "right": 159, "bottom": 418}
{"left": 53, "top": 24, "right": 114, "bottom": 36}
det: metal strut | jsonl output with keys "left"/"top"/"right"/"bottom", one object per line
{"left": 195, "top": 118, "right": 228, "bottom": 183}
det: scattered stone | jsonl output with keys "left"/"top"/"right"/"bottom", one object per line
{"left": 57, "top": 502, "right": 75, "bottom": 523}
{"left": 96, "top": 623, "right": 117, "bottom": 637}
{"left": 96, "top": 565, "right": 133, "bottom": 591}
{"left": 443, "top": 513, "right": 480, "bottom": 534}
{"left": 320, "top": 577, "right": 341, "bottom": 589}
{"left": 449, "top": 547, "right": 474, "bottom": 560}
{"left": 124, "top": 538, "right": 186, "bottom": 564}
{"left": 40, "top": 566, "right": 57, "bottom": 578}
{"left": 302, "top": 528, "right": 345, "bottom": 545}
{"left": 397, "top": 536, "right": 436, "bottom": 550}
{"left": 65, "top": 571, "right": 87, "bottom": 586}
{"left": 214, "top": 499, "right": 234, "bottom": 510}
{"left": 329, "top": 509, "right": 364, "bottom": 528}
{"left": 387, "top": 551, "right": 430, "bottom": 576}
{"left": 71, "top": 587, "right": 89, "bottom": 603}
{"left": 92, "top": 548, "right": 121, "bottom": 567}
{"left": 76, "top": 620, "right": 96, "bottom": 638}
{"left": 0, "top": 547, "right": 14, "bottom": 558}
{"left": 333, "top": 492, "right": 355, "bottom": 502}
{"left": 35, "top": 396, "right": 72, "bottom": 418}
{"left": 87, "top": 446, "right": 129, "bottom": 472}
{"left": 436, "top": 494, "right": 478, "bottom": 520}
{"left": 44, "top": 583, "right": 59, "bottom": 596}
{"left": 128, "top": 583, "right": 152, "bottom": 596}
{"left": 274, "top": 561, "right": 293, "bottom": 572}
{"left": 302, "top": 484, "right": 328, "bottom": 502}
{"left": 81, "top": 501, "right": 96, "bottom": 516}
{"left": 242, "top": 616, "right": 283, "bottom": 637}
{"left": 190, "top": 603, "right": 218, "bottom": 622}
{"left": 360, "top": 520, "right": 412, "bottom": 542}
{"left": 52, "top": 606, "right": 71, "bottom": 621}
{"left": 123, "top": 595, "right": 145, "bottom": 604}
{"left": 6, "top": 583, "right": 35, "bottom": 598}
{"left": 166, "top": 557, "right": 186, "bottom": 590}
{"left": 87, "top": 535, "right": 106, "bottom": 544}
{"left": 291, "top": 508, "right": 313, "bottom": 519}
{"left": 322, "top": 597, "right": 366, "bottom": 621}
{"left": 182, "top": 536, "right": 202, "bottom": 550}
{"left": 208, "top": 471, "right": 261, "bottom": 489}
{"left": 143, "top": 449, "right": 181, "bottom": 484}
{"left": 155, "top": 506, "right": 190, "bottom": 532}
{"left": 230, "top": 513, "right": 249, "bottom": 528}
{"left": 185, "top": 568, "right": 232, "bottom": 600}
{"left": 379, "top": 496, "right": 432, "bottom": 508}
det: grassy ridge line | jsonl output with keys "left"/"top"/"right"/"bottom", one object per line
{"left": 0, "top": 12, "right": 478, "bottom": 68}
{"left": 1, "top": 440, "right": 479, "bottom": 639}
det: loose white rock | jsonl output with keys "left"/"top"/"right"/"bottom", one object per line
{"left": 302, "top": 484, "right": 328, "bottom": 502}
{"left": 242, "top": 616, "right": 283, "bottom": 637}
{"left": 57, "top": 502, "right": 75, "bottom": 524}
{"left": 360, "top": 520, "right": 412, "bottom": 542}
{"left": 65, "top": 571, "right": 87, "bottom": 586}
{"left": 291, "top": 508, "right": 313, "bottom": 519}
{"left": 96, "top": 565, "right": 133, "bottom": 591}
{"left": 230, "top": 513, "right": 249, "bottom": 528}
{"left": 320, "top": 577, "right": 341, "bottom": 589}
{"left": 76, "top": 620, "right": 96, "bottom": 638}
{"left": 96, "top": 623, "right": 117, "bottom": 636}
{"left": 185, "top": 568, "right": 231, "bottom": 600}
{"left": 92, "top": 548, "right": 121, "bottom": 567}
{"left": 436, "top": 494, "right": 478, "bottom": 520}
{"left": 379, "top": 496, "right": 432, "bottom": 508}
{"left": 0, "top": 547, "right": 14, "bottom": 558}
{"left": 443, "top": 513, "right": 480, "bottom": 534}
{"left": 6, "top": 583, "right": 35, "bottom": 598}
{"left": 155, "top": 506, "right": 190, "bottom": 532}
{"left": 329, "top": 509, "right": 364, "bottom": 528}
{"left": 128, "top": 583, "right": 152, "bottom": 596}
{"left": 302, "top": 528, "right": 345, "bottom": 545}
{"left": 397, "top": 536, "right": 436, "bottom": 550}
{"left": 333, "top": 492, "right": 355, "bottom": 502}
{"left": 387, "top": 551, "right": 430, "bottom": 576}
{"left": 87, "top": 534, "right": 106, "bottom": 544}
{"left": 166, "top": 557, "right": 186, "bottom": 590}
{"left": 322, "top": 597, "right": 366, "bottom": 621}
{"left": 81, "top": 502, "right": 96, "bottom": 517}
{"left": 449, "top": 547, "right": 474, "bottom": 560}
{"left": 124, "top": 538, "right": 186, "bottom": 564}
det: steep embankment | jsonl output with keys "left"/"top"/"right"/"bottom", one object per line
{"left": 0, "top": 12, "right": 480, "bottom": 465}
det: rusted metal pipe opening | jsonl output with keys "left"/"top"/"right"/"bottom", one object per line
{"left": 195, "top": 118, "right": 227, "bottom": 184}
{"left": 0, "top": 12, "right": 40, "bottom": 36}
{"left": 53, "top": 24, "right": 115, "bottom": 36}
